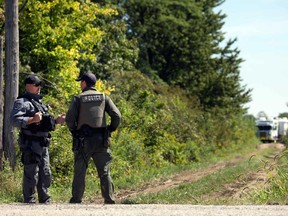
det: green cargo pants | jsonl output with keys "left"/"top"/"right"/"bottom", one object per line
{"left": 70, "top": 132, "right": 115, "bottom": 204}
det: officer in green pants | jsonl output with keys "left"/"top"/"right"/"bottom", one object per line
{"left": 65, "top": 71, "right": 121, "bottom": 204}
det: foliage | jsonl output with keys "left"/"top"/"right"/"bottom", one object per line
{"left": 0, "top": 68, "right": 259, "bottom": 204}
{"left": 244, "top": 114, "right": 256, "bottom": 122}
{"left": 1, "top": 68, "right": 259, "bottom": 201}
{"left": 108, "top": 70, "right": 258, "bottom": 173}
{"left": 0, "top": 161, "right": 22, "bottom": 203}
{"left": 252, "top": 149, "right": 288, "bottom": 204}
{"left": 19, "top": 0, "right": 116, "bottom": 100}
{"left": 278, "top": 112, "right": 288, "bottom": 118}
{"left": 0, "top": 0, "right": 264, "bottom": 204}
{"left": 123, "top": 152, "right": 263, "bottom": 204}
{"left": 83, "top": 0, "right": 139, "bottom": 80}
{"left": 279, "top": 133, "right": 288, "bottom": 146}
{"left": 124, "top": 0, "right": 251, "bottom": 113}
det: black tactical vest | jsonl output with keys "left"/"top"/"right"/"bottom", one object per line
{"left": 20, "top": 94, "right": 55, "bottom": 132}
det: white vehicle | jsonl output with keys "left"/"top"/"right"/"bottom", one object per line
{"left": 278, "top": 118, "right": 288, "bottom": 139}
{"left": 256, "top": 117, "right": 288, "bottom": 143}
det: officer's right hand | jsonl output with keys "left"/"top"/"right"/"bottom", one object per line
{"left": 30, "top": 112, "right": 42, "bottom": 124}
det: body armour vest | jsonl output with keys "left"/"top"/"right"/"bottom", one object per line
{"left": 20, "top": 93, "right": 55, "bottom": 133}
{"left": 77, "top": 90, "right": 106, "bottom": 130}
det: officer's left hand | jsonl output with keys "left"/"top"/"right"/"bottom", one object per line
{"left": 56, "top": 114, "right": 66, "bottom": 125}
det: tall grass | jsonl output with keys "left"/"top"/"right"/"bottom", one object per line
{"left": 252, "top": 149, "right": 288, "bottom": 204}
{"left": 0, "top": 162, "right": 22, "bottom": 203}
{"left": 0, "top": 141, "right": 258, "bottom": 204}
{"left": 121, "top": 148, "right": 279, "bottom": 205}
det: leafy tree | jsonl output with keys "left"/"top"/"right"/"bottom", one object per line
{"left": 0, "top": 0, "right": 260, "bottom": 196}
{"left": 82, "top": 0, "right": 139, "bottom": 80}
{"left": 244, "top": 114, "right": 256, "bottom": 122}
{"left": 278, "top": 112, "right": 288, "bottom": 119}
{"left": 124, "top": 0, "right": 251, "bottom": 113}
{"left": 19, "top": 0, "right": 116, "bottom": 99}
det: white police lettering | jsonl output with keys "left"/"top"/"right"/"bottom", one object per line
{"left": 82, "top": 94, "right": 103, "bottom": 103}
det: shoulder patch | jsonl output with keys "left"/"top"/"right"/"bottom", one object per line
{"left": 81, "top": 94, "right": 104, "bottom": 103}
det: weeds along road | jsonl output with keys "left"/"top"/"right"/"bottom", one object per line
{"left": 111, "top": 143, "right": 286, "bottom": 204}
{"left": 1, "top": 143, "right": 287, "bottom": 216}
{"left": 1, "top": 204, "right": 288, "bottom": 216}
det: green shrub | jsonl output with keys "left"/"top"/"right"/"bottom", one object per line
{"left": 0, "top": 70, "right": 258, "bottom": 203}
{"left": 0, "top": 161, "right": 22, "bottom": 203}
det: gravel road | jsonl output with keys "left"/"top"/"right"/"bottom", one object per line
{"left": 1, "top": 204, "right": 288, "bottom": 216}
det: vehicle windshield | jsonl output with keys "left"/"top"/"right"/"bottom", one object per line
{"left": 257, "top": 126, "right": 272, "bottom": 130}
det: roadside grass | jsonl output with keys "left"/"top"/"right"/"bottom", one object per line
{"left": 52, "top": 145, "right": 288, "bottom": 205}
{"left": 113, "top": 142, "right": 260, "bottom": 191}
{"left": 49, "top": 142, "right": 259, "bottom": 202}
{"left": 0, "top": 163, "right": 22, "bottom": 203}
{"left": 50, "top": 142, "right": 261, "bottom": 203}
{"left": 251, "top": 149, "right": 288, "bottom": 205}
{"left": 1, "top": 141, "right": 274, "bottom": 204}
{"left": 121, "top": 148, "right": 278, "bottom": 204}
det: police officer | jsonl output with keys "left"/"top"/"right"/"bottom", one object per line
{"left": 10, "top": 74, "right": 65, "bottom": 204}
{"left": 65, "top": 71, "right": 121, "bottom": 204}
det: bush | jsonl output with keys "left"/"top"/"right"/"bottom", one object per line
{"left": 0, "top": 70, "right": 258, "bottom": 203}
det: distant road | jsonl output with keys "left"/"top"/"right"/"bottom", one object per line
{"left": 1, "top": 204, "right": 288, "bottom": 216}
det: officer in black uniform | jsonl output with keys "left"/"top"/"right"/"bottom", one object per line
{"left": 65, "top": 71, "right": 121, "bottom": 204}
{"left": 10, "top": 74, "right": 65, "bottom": 204}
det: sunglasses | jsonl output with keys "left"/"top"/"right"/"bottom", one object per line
{"left": 32, "top": 83, "right": 41, "bottom": 87}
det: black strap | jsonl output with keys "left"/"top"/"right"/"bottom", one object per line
{"left": 30, "top": 99, "right": 46, "bottom": 114}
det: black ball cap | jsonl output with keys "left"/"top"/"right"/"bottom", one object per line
{"left": 24, "top": 75, "right": 42, "bottom": 85}
{"left": 75, "top": 72, "right": 96, "bottom": 85}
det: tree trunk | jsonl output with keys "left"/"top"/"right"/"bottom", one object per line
{"left": 0, "top": 36, "right": 3, "bottom": 170}
{"left": 3, "top": 0, "right": 19, "bottom": 169}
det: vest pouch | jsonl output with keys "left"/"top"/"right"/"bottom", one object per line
{"left": 41, "top": 114, "right": 56, "bottom": 131}
{"left": 41, "top": 135, "right": 51, "bottom": 147}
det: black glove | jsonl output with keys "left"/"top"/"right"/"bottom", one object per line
{"left": 104, "top": 127, "right": 112, "bottom": 148}
{"left": 107, "top": 125, "right": 116, "bottom": 132}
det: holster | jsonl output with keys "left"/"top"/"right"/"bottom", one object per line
{"left": 73, "top": 125, "right": 111, "bottom": 149}
{"left": 72, "top": 133, "right": 84, "bottom": 151}
{"left": 21, "top": 150, "right": 41, "bottom": 165}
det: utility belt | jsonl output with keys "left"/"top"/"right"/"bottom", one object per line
{"left": 19, "top": 131, "right": 51, "bottom": 151}
{"left": 72, "top": 125, "right": 111, "bottom": 151}
{"left": 74, "top": 125, "right": 105, "bottom": 138}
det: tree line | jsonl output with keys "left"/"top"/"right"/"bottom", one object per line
{"left": 0, "top": 0, "right": 253, "bottom": 170}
